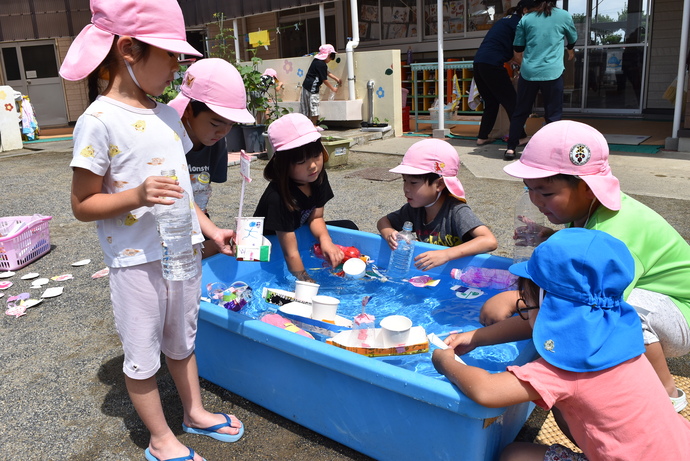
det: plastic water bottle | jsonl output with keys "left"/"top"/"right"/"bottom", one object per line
{"left": 155, "top": 169, "right": 198, "bottom": 281}
{"left": 513, "top": 187, "right": 545, "bottom": 263}
{"left": 450, "top": 267, "right": 517, "bottom": 290}
{"left": 387, "top": 221, "right": 416, "bottom": 279}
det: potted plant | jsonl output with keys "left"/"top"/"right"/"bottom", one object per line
{"left": 321, "top": 135, "right": 353, "bottom": 168}
{"left": 361, "top": 117, "right": 389, "bottom": 128}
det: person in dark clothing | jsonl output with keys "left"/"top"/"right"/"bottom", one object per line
{"left": 299, "top": 44, "right": 342, "bottom": 127}
{"left": 473, "top": 1, "right": 532, "bottom": 147}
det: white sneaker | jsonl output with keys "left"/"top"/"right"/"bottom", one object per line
{"left": 671, "top": 388, "right": 687, "bottom": 413}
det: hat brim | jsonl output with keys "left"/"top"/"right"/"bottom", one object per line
{"left": 206, "top": 102, "right": 256, "bottom": 124}
{"left": 168, "top": 93, "right": 190, "bottom": 117}
{"left": 59, "top": 25, "right": 114, "bottom": 81}
{"left": 509, "top": 260, "right": 530, "bottom": 279}
{"left": 136, "top": 36, "right": 202, "bottom": 57}
{"left": 503, "top": 160, "right": 621, "bottom": 211}
{"left": 315, "top": 52, "right": 329, "bottom": 60}
{"left": 389, "top": 164, "right": 429, "bottom": 175}
{"left": 168, "top": 93, "right": 256, "bottom": 125}
{"left": 532, "top": 293, "right": 645, "bottom": 372}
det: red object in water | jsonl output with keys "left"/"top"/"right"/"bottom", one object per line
{"left": 313, "top": 243, "right": 361, "bottom": 264}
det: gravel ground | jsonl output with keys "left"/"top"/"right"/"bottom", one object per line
{"left": 0, "top": 138, "right": 688, "bottom": 460}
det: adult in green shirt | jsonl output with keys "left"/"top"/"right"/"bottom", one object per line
{"left": 505, "top": 1, "right": 577, "bottom": 160}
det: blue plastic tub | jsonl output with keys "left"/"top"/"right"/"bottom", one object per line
{"left": 196, "top": 226, "right": 536, "bottom": 461}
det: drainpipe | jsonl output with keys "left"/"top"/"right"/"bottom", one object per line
{"left": 346, "top": 0, "right": 360, "bottom": 101}
{"left": 672, "top": 0, "right": 690, "bottom": 138}
{"left": 434, "top": 0, "right": 446, "bottom": 136}
{"left": 233, "top": 19, "right": 240, "bottom": 64}
{"left": 367, "top": 80, "right": 375, "bottom": 123}
{"left": 319, "top": 4, "right": 326, "bottom": 45}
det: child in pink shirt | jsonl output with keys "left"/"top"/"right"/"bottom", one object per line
{"left": 433, "top": 228, "right": 690, "bottom": 460}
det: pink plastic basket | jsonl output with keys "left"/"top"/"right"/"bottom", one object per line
{"left": 0, "top": 215, "right": 52, "bottom": 271}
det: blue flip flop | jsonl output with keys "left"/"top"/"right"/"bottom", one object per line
{"left": 144, "top": 446, "right": 203, "bottom": 461}
{"left": 182, "top": 412, "right": 244, "bottom": 443}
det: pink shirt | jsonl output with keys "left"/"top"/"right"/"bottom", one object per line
{"left": 508, "top": 356, "right": 690, "bottom": 461}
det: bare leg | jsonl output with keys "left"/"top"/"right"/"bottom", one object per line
{"left": 644, "top": 342, "right": 678, "bottom": 397}
{"left": 125, "top": 375, "right": 203, "bottom": 461}
{"left": 500, "top": 442, "right": 549, "bottom": 461}
{"left": 166, "top": 353, "right": 243, "bottom": 435}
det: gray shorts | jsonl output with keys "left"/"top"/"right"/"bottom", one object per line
{"left": 300, "top": 88, "right": 320, "bottom": 117}
{"left": 110, "top": 251, "right": 202, "bottom": 380}
{"left": 627, "top": 288, "right": 690, "bottom": 357}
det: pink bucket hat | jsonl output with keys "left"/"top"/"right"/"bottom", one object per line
{"left": 389, "top": 139, "right": 466, "bottom": 200}
{"left": 59, "top": 0, "right": 202, "bottom": 82}
{"left": 268, "top": 113, "right": 326, "bottom": 158}
{"left": 168, "top": 58, "right": 255, "bottom": 124}
{"left": 503, "top": 120, "right": 621, "bottom": 210}
{"left": 315, "top": 44, "right": 336, "bottom": 60}
{"left": 262, "top": 68, "right": 278, "bottom": 78}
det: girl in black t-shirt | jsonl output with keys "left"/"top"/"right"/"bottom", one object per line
{"left": 254, "top": 113, "right": 355, "bottom": 282}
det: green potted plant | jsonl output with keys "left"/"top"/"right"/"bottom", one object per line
{"left": 321, "top": 135, "right": 353, "bottom": 168}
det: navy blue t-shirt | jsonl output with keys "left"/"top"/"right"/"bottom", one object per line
{"left": 473, "top": 13, "right": 521, "bottom": 67}
{"left": 302, "top": 59, "right": 328, "bottom": 94}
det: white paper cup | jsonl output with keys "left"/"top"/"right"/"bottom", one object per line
{"left": 380, "top": 315, "right": 412, "bottom": 347}
{"left": 310, "top": 295, "right": 340, "bottom": 322}
{"left": 343, "top": 258, "right": 366, "bottom": 278}
{"left": 294, "top": 280, "right": 320, "bottom": 303}
{"left": 235, "top": 217, "right": 265, "bottom": 246}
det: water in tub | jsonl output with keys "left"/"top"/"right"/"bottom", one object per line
{"left": 204, "top": 251, "right": 528, "bottom": 379}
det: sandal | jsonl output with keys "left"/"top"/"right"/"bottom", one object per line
{"left": 503, "top": 149, "right": 516, "bottom": 161}
{"left": 182, "top": 412, "right": 244, "bottom": 443}
{"left": 144, "top": 446, "right": 203, "bottom": 461}
{"left": 476, "top": 138, "right": 495, "bottom": 146}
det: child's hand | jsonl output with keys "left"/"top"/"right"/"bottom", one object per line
{"left": 413, "top": 250, "right": 448, "bottom": 271}
{"left": 514, "top": 216, "right": 554, "bottom": 246}
{"left": 209, "top": 228, "right": 236, "bottom": 256}
{"left": 291, "top": 270, "right": 316, "bottom": 284}
{"left": 319, "top": 241, "right": 345, "bottom": 268}
{"left": 140, "top": 175, "right": 183, "bottom": 207}
{"left": 444, "top": 331, "right": 477, "bottom": 356}
{"left": 384, "top": 230, "right": 399, "bottom": 250}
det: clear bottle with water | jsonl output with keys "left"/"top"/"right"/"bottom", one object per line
{"left": 513, "top": 187, "right": 545, "bottom": 263}
{"left": 155, "top": 169, "right": 198, "bottom": 281}
{"left": 387, "top": 221, "right": 416, "bottom": 279}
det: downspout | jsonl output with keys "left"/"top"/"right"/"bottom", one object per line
{"left": 319, "top": 4, "right": 326, "bottom": 45}
{"left": 346, "top": 0, "right": 360, "bottom": 101}
{"left": 672, "top": 0, "right": 690, "bottom": 138}
{"left": 233, "top": 18, "right": 240, "bottom": 64}
{"left": 435, "top": 0, "right": 445, "bottom": 134}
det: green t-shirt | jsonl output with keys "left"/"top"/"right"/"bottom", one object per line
{"left": 580, "top": 193, "right": 690, "bottom": 326}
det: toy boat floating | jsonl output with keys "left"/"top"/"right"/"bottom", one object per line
{"left": 327, "top": 326, "right": 429, "bottom": 357}
{"left": 278, "top": 301, "right": 352, "bottom": 338}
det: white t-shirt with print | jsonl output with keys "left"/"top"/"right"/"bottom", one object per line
{"left": 70, "top": 95, "right": 202, "bottom": 268}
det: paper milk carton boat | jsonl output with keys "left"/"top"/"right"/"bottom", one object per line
{"left": 278, "top": 301, "right": 353, "bottom": 338}
{"left": 326, "top": 326, "right": 429, "bottom": 357}
{"left": 234, "top": 217, "right": 271, "bottom": 262}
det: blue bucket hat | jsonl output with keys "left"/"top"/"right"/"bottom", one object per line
{"left": 509, "top": 228, "right": 644, "bottom": 372}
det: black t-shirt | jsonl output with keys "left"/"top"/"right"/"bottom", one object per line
{"left": 302, "top": 59, "right": 328, "bottom": 94}
{"left": 254, "top": 171, "right": 334, "bottom": 233}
